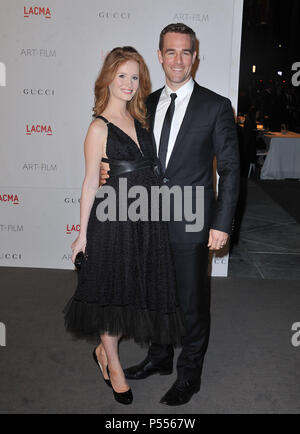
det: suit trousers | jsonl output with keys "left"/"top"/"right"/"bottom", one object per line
{"left": 148, "top": 242, "right": 211, "bottom": 384}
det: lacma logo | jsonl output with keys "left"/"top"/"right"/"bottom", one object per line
{"left": 24, "top": 6, "right": 51, "bottom": 19}
{"left": 0, "top": 194, "right": 19, "bottom": 205}
{"left": 26, "top": 124, "right": 53, "bottom": 135}
{"left": 66, "top": 224, "right": 80, "bottom": 235}
{"left": 0, "top": 62, "right": 6, "bottom": 87}
{"left": 0, "top": 323, "right": 6, "bottom": 347}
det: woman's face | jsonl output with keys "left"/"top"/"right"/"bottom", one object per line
{"left": 109, "top": 60, "right": 140, "bottom": 102}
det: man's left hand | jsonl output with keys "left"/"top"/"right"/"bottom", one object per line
{"left": 208, "top": 229, "right": 229, "bottom": 251}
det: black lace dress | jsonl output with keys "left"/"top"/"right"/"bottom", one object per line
{"left": 63, "top": 116, "right": 185, "bottom": 347}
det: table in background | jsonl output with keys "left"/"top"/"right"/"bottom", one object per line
{"left": 260, "top": 131, "right": 300, "bottom": 180}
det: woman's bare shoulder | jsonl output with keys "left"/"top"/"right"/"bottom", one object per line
{"left": 89, "top": 117, "right": 108, "bottom": 133}
{"left": 85, "top": 118, "right": 108, "bottom": 146}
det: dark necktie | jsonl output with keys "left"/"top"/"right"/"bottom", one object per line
{"left": 158, "top": 93, "right": 177, "bottom": 172}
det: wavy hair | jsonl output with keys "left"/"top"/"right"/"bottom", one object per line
{"left": 93, "top": 47, "right": 151, "bottom": 129}
{"left": 159, "top": 23, "right": 196, "bottom": 53}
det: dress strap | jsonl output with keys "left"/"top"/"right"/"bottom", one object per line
{"left": 95, "top": 115, "right": 110, "bottom": 124}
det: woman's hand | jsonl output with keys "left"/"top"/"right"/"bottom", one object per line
{"left": 71, "top": 234, "right": 87, "bottom": 264}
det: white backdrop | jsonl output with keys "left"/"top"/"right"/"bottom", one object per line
{"left": 0, "top": 0, "right": 243, "bottom": 274}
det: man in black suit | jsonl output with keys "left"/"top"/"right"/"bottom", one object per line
{"left": 123, "top": 23, "right": 240, "bottom": 406}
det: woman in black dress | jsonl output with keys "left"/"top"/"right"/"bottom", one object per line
{"left": 63, "top": 47, "right": 185, "bottom": 405}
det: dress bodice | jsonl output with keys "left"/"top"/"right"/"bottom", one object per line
{"left": 95, "top": 115, "right": 154, "bottom": 161}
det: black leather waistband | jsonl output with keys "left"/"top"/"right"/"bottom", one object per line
{"left": 102, "top": 157, "right": 157, "bottom": 177}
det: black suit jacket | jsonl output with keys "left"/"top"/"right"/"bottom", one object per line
{"left": 147, "top": 81, "right": 240, "bottom": 244}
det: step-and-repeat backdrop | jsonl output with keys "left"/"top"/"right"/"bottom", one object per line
{"left": 0, "top": 0, "right": 243, "bottom": 274}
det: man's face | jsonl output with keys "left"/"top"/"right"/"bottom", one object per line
{"left": 158, "top": 32, "right": 197, "bottom": 90}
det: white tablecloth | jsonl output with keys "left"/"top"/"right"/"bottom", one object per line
{"left": 260, "top": 132, "right": 300, "bottom": 180}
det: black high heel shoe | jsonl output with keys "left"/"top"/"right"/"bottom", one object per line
{"left": 92, "top": 348, "right": 111, "bottom": 388}
{"left": 108, "top": 370, "right": 133, "bottom": 405}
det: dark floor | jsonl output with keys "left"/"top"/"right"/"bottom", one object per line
{"left": 229, "top": 179, "right": 300, "bottom": 280}
{"left": 0, "top": 179, "right": 300, "bottom": 414}
{"left": 257, "top": 179, "right": 300, "bottom": 224}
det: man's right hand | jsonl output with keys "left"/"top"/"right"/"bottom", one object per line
{"left": 99, "top": 163, "right": 110, "bottom": 186}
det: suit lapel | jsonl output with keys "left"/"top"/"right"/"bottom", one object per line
{"left": 149, "top": 114, "right": 157, "bottom": 155}
{"left": 148, "top": 89, "right": 163, "bottom": 155}
{"left": 165, "top": 83, "right": 201, "bottom": 175}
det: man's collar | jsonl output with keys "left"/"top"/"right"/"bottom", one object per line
{"left": 164, "top": 78, "right": 194, "bottom": 101}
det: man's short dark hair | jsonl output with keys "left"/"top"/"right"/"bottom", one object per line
{"left": 159, "top": 23, "right": 196, "bottom": 53}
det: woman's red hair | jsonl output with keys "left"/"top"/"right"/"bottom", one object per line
{"left": 93, "top": 47, "right": 151, "bottom": 129}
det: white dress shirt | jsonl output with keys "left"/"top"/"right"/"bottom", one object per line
{"left": 154, "top": 78, "right": 194, "bottom": 167}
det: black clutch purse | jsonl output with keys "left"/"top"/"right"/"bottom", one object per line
{"left": 74, "top": 251, "right": 85, "bottom": 271}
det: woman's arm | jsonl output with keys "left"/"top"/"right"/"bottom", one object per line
{"left": 79, "top": 119, "right": 107, "bottom": 237}
{"left": 71, "top": 119, "right": 107, "bottom": 262}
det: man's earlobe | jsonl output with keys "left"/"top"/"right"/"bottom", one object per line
{"left": 157, "top": 50, "right": 163, "bottom": 64}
